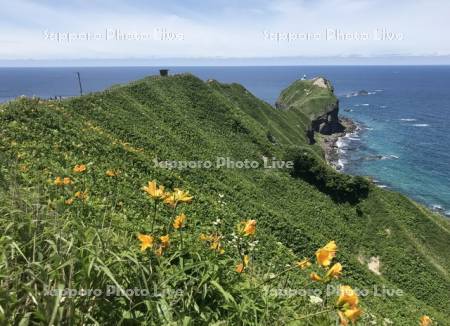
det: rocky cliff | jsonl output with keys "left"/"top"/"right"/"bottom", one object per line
{"left": 276, "top": 77, "right": 344, "bottom": 143}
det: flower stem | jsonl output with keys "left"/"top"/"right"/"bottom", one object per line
{"left": 258, "top": 265, "right": 297, "bottom": 286}
{"left": 151, "top": 201, "right": 157, "bottom": 233}
{"left": 180, "top": 229, "right": 184, "bottom": 251}
{"left": 292, "top": 308, "right": 333, "bottom": 321}
{"left": 167, "top": 204, "right": 177, "bottom": 233}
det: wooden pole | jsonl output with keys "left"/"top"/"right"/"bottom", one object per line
{"left": 76, "top": 72, "right": 83, "bottom": 96}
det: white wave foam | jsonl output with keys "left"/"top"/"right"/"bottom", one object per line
{"left": 400, "top": 118, "right": 417, "bottom": 121}
{"left": 412, "top": 124, "right": 429, "bottom": 127}
{"left": 336, "top": 138, "right": 346, "bottom": 148}
{"left": 337, "top": 158, "right": 347, "bottom": 170}
{"left": 361, "top": 104, "right": 370, "bottom": 106}
{"left": 380, "top": 155, "right": 399, "bottom": 160}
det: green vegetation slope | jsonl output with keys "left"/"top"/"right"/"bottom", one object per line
{"left": 1, "top": 73, "right": 449, "bottom": 325}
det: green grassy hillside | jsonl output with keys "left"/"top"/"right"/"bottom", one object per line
{"left": 1, "top": 73, "right": 449, "bottom": 325}
{"left": 275, "top": 78, "right": 338, "bottom": 121}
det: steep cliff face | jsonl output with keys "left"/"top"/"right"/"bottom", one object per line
{"left": 276, "top": 77, "right": 344, "bottom": 143}
{"left": 310, "top": 101, "right": 344, "bottom": 135}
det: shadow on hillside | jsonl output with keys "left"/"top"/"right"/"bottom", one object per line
{"left": 285, "top": 147, "right": 370, "bottom": 204}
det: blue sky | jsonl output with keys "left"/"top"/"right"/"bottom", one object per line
{"left": 1, "top": 0, "right": 449, "bottom": 65}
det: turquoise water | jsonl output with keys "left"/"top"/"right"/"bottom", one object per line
{"left": 1, "top": 66, "right": 449, "bottom": 214}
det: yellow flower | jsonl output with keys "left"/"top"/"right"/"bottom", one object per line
{"left": 326, "top": 263, "right": 343, "bottom": 279}
{"left": 154, "top": 235, "right": 170, "bottom": 256}
{"left": 338, "top": 311, "right": 349, "bottom": 326}
{"left": 155, "top": 246, "right": 163, "bottom": 257}
{"left": 200, "top": 234, "right": 224, "bottom": 254}
{"left": 344, "top": 307, "right": 362, "bottom": 323}
{"left": 142, "top": 180, "right": 166, "bottom": 200}
{"left": 337, "top": 285, "right": 359, "bottom": 308}
{"left": 211, "top": 243, "right": 224, "bottom": 254}
{"left": 173, "top": 213, "right": 187, "bottom": 229}
{"left": 63, "top": 177, "right": 72, "bottom": 185}
{"left": 73, "top": 164, "right": 87, "bottom": 173}
{"left": 106, "top": 169, "right": 119, "bottom": 177}
{"left": 74, "top": 191, "right": 88, "bottom": 201}
{"left": 54, "top": 176, "right": 64, "bottom": 186}
{"left": 310, "top": 272, "right": 322, "bottom": 282}
{"left": 296, "top": 258, "right": 312, "bottom": 270}
{"left": 315, "top": 240, "right": 337, "bottom": 267}
{"left": 164, "top": 188, "right": 193, "bottom": 207}
{"left": 199, "top": 233, "right": 212, "bottom": 241}
{"left": 420, "top": 315, "right": 432, "bottom": 326}
{"left": 137, "top": 233, "right": 154, "bottom": 252}
{"left": 235, "top": 255, "right": 250, "bottom": 273}
{"left": 65, "top": 198, "right": 74, "bottom": 205}
{"left": 210, "top": 235, "right": 225, "bottom": 254}
{"left": 160, "top": 235, "right": 170, "bottom": 249}
{"left": 243, "top": 219, "right": 257, "bottom": 236}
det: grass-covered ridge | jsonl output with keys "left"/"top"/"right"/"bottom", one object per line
{"left": 1, "top": 73, "right": 449, "bottom": 325}
{"left": 275, "top": 77, "right": 338, "bottom": 121}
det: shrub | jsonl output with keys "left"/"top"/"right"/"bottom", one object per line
{"left": 285, "top": 147, "right": 370, "bottom": 203}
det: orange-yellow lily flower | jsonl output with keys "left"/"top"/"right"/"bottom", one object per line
{"left": 337, "top": 285, "right": 359, "bottom": 308}
{"left": 142, "top": 180, "right": 166, "bottom": 200}
{"left": 164, "top": 188, "right": 193, "bottom": 207}
{"left": 344, "top": 307, "right": 363, "bottom": 323}
{"left": 326, "top": 263, "right": 343, "bottom": 279}
{"left": 199, "top": 233, "right": 212, "bottom": 241}
{"left": 243, "top": 219, "right": 256, "bottom": 236}
{"left": 155, "top": 235, "right": 170, "bottom": 256}
{"left": 420, "top": 315, "right": 432, "bottom": 326}
{"left": 316, "top": 240, "right": 337, "bottom": 267}
{"left": 73, "top": 164, "right": 87, "bottom": 173}
{"left": 106, "top": 169, "right": 119, "bottom": 177}
{"left": 160, "top": 235, "right": 170, "bottom": 248}
{"left": 63, "top": 177, "right": 72, "bottom": 185}
{"left": 74, "top": 191, "right": 88, "bottom": 201}
{"left": 137, "top": 234, "right": 154, "bottom": 252}
{"left": 310, "top": 272, "right": 322, "bottom": 282}
{"left": 235, "top": 255, "right": 250, "bottom": 273}
{"left": 65, "top": 198, "right": 74, "bottom": 205}
{"left": 54, "top": 177, "right": 64, "bottom": 186}
{"left": 173, "top": 213, "right": 187, "bottom": 229}
{"left": 296, "top": 258, "right": 312, "bottom": 270}
{"left": 210, "top": 235, "right": 225, "bottom": 254}
{"left": 338, "top": 311, "right": 349, "bottom": 326}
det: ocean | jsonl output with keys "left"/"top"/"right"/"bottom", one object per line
{"left": 1, "top": 66, "right": 449, "bottom": 215}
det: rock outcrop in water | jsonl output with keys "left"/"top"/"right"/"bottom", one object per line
{"left": 275, "top": 77, "right": 344, "bottom": 142}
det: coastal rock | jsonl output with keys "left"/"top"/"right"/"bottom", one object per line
{"left": 357, "top": 90, "right": 369, "bottom": 96}
{"left": 276, "top": 76, "right": 351, "bottom": 168}
{"left": 275, "top": 76, "right": 344, "bottom": 135}
{"left": 312, "top": 77, "right": 334, "bottom": 91}
{"left": 311, "top": 101, "right": 345, "bottom": 135}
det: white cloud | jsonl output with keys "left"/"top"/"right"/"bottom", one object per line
{"left": 0, "top": 0, "right": 449, "bottom": 60}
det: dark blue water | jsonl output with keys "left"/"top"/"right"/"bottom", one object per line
{"left": 1, "top": 66, "right": 449, "bottom": 215}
